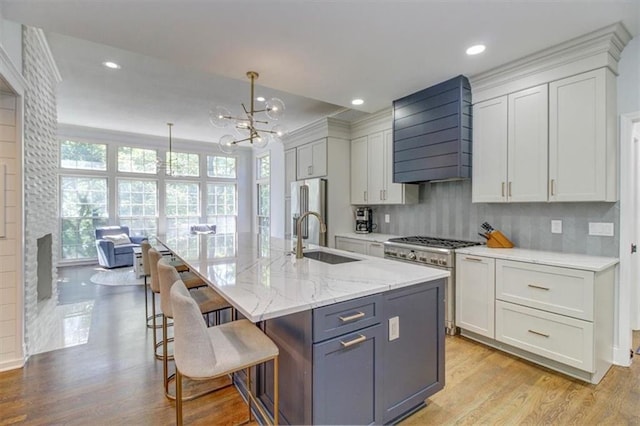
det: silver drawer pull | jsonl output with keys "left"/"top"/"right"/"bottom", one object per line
{"left": 339, "top": 311, "right": 366, "bottom": 323}
{"left": 528, "top": 329, "right": 550, "bottom": 338}
{"left": 528, "top": 284, "right": 550, "bottom": 291}
{"left": 464, "top": 257, "right": 483, "bottom": 262}
{"left": 340, "top": 334, "right": 367, "bottom": 348}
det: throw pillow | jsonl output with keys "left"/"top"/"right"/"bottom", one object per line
{"left": 103, "top": 233, "right": 132, "bottom": 246}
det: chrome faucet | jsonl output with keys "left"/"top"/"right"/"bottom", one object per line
{"left": 295, "top": 211, "right": 327, "bottom": 259}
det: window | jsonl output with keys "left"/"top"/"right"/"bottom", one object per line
{"left": 206, "top": 183, "right": 237, "bottom": 234}
{"left": 60, "top": 140, "right": 107, "bottom": 170}
{"left": 60, "top": 176, "right": 108, "bottom": 260}
{"left": 167, "top": 152, "right": 200, "bottom": 177}
{"left": 117, "top": 147, "right": 158, "bottom": 174}
{"left": 208, "top": 155, "right": 236, "bottom": 178}
{"left": 256, "top": 154, "right": 270, "bottom": 239}
{"left": 117, "top": 179, "right": 158, "bottom": 236}
{"left": 165, "top": 182, "right": 200, "bottom": 235}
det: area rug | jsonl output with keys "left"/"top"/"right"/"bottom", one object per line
{"left": 90, "top": 269, "right": 144, "bottom": 286}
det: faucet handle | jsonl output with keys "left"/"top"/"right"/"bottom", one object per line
{"left": 320, "top": 223, "right": 327, "bottom": 233}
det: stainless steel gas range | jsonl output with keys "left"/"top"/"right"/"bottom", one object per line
{"left": 384, "top": 236, "right": 481, "bottom": 335}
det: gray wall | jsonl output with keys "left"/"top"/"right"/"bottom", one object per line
{"left": 374, "top": 180, "right": 619, "bottom": 257}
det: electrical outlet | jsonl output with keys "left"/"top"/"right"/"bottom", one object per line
{"left": 551, "top": 220, "right": 562, "bottom": 234}
{"left": 589, "top": 222, "right": 615, "bottom": 237}
{"left": 389, "top": 316, "right": 399, "bottom": 341}
{"left": 384, "top": 214, "right": 390, "bottom": 223}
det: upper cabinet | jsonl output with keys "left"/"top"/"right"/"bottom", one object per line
{"left": 469, "top": 23, "right": 631, "bottom": 203}
{"left": 473, "top": 85, "right": 548, "bottom": 203}
{"left": 549, "top": 68, "right": 617, "bottom": 202}
{"left": 350, "top": 110, "right": 418, "bottom": 205}
{"left": 297, "top": 138, "right": 327, "bottom": 180}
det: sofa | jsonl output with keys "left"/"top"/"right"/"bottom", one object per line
{"left": 95, "top": 226, "right": 148, "bottom": 268}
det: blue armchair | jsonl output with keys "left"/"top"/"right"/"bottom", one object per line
{"left": 95, "top": 226, "right": 148, "bottom": 268}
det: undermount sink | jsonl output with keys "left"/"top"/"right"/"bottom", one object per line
{"left": 303, "top": 250, "right": 361, "bottom": 265}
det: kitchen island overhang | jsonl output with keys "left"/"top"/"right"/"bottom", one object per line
{"left": 158, "top": 233, "right": 448, "bottom": 424}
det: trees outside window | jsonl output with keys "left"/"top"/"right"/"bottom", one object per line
{"left": 118, "top": 179, "right": 158, "bottom": 236}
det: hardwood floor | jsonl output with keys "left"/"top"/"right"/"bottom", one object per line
{"left": 1, "top": 265, "right": 639, "bottom": 425}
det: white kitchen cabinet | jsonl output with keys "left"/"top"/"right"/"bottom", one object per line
{"left": 455, "top": 247, "right": 616, "bottom": 384}
{"left": 335, "top": 236, "right": 387, "bottom": 258}
{"left": 472, "top": 85, "right": 548, "bottom": 203}
{"left": 297, "top": 138, "right": 327, "bottom": 180}
{"left": 455, "top": 254, "right": 495, "bottom": 338}
{"left": 351, "top": 136, "right": 368, "bottom": 204}
{"left": 549, "top": 68, "right": 617, "bottom": 202}
{"left": 350, "top": 130, "right": 417, "bottom": 205}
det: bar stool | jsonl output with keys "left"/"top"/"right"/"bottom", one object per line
{"left": 148, "top": 248, "right": 207, "bottom": 360}
{"left": 171, "top": 280, "right": 279, "bottom": 426}
{"left": 141, "top": 241, "right": 190, "bottom": 329}
{"left": 157, "top": 258, "right": 232, "bottom": 399}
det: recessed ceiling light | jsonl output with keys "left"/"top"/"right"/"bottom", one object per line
{"left": 351, "top": 99, "right": 364, "bottom": 106}
{"left": 256, "top": 96, "right": 265, "bottom": 102}
{"left": 102, "top": 61, "right": 121, "bottom": 69}
{"left": 466, "top": 44, "right": 486, "bottom": 56}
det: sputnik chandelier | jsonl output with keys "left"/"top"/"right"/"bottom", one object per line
{"left": 209, "top": 71, "right": 286, "bottom": 153}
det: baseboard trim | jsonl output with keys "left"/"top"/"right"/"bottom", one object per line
{"left": 0, "top": 356, "right": 25, "bottom": 372}
{"left": 613, "top": 346, "right": 632, "bottom": 367}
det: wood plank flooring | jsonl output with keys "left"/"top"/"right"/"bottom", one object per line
{"left": 1, "top": 265, "right": 638, "bottom": 425}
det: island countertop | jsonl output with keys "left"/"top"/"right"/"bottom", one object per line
{"left": 157, "top": 233, "right": 449, "bottom": 322}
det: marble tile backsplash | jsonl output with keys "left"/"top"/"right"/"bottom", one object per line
{"left": 373, "top": 180, "right": 619, "bottom": 257}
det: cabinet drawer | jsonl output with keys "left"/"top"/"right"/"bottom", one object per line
{"left": 313, "top": 294, "right": 382, "bottom": 343}
{"left": 495, "top": 300, "right": 594, "bottom": 372}
{"left": 496, "top": 260, "right": 594, "bottom": 320}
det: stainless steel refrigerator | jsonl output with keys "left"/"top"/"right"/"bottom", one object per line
{"left": 291, "top": 178, "right": 327, "bottom": 247}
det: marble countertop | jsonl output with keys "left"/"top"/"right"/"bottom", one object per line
{"left": 455, "top": 246, "right": 619, "bottom": 272}
{"left": 158, "top": 233, "right": 449, "bottom": 322}
{"left": 334, "top": 232, "right": 402, "bottom": 242}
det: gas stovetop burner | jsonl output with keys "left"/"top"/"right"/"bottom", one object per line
{"left": 387, "top": 236, "right": 480, "bottom": 249}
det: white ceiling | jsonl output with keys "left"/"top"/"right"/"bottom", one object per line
{"left": 1, "top": 0, "right": 638, "bottom": 144}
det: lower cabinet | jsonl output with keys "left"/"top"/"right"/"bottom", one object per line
{"left": 335, "top": 236, "right": 386, "bottom": 258}
{"left": 257, "top": 280, "right": 445, "bottom": 424}
{"left": 455, "top": 252, "right": 615, "bottom": 384}
{"left": 313, "top": 324, "right": 383, "bottom": 425}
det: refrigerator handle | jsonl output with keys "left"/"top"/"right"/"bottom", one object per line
{"left": 300, "top": 185, "right": 309, "bottom": 239}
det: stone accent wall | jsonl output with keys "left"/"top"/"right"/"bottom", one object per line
{"left": 22, "top": 26, "right": 59, "bottom": 354}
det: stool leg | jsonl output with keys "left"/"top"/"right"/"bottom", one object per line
{"left": 163, "top": 314, "right": 169, "bottom": 393}
{"left": 247, "top": 367, "right": 252, "bottom": 422}
{"left": 273, "top": 357, "right": 279, "bottom": 426}
{"left": 144, "top": 276, "right": 148, "bottom": 321}
{"left": 151, "top": 291, "right": 158, "bottom": 351}
{"left": 176, "top": 369, "right": 183, "bottom": 426}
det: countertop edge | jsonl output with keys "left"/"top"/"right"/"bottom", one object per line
{"left": 455, "top": 246, "right": 619, "bottom": 272}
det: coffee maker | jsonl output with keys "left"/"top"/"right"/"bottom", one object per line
{"left": 355, "top": 207, "right": 373, "bottom": 234}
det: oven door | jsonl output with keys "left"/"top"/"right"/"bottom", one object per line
{"left": 383, "top": 254, "right": 457, "bottom": 335}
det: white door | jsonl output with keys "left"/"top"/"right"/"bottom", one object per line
{"left": 351, "top": 136, "right": 368, "bottom": 204}
{"left": 549, "top": 69, "right": 606, "bottom": 201}
{"left": 507, "top": 85, "right": 548, "bottom": 202}
{"left": 456, "top": 255, "right": 496, "bottom": 338}
{"left": 472, "top": 96, "right": 508, "bottom": 203}
{"left": 297, "top": 144, "right": 313, "bottom": 179}
{"left": 367, "top": 131, "right": 384, "bottom": 204}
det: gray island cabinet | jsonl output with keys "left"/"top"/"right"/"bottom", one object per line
{"left": 157, "top": 233, "right": 448, "bottom": 425}
{"left": 258, "top": 279, "right": 445, "bottom": 425}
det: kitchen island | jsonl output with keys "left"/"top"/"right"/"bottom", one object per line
{"left": 159, "top": 233, "right": 449, "bottom": 424}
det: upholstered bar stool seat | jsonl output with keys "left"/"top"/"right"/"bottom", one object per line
{"left": 141, "top": 241, "right": 190, "bottom": 329}
{"left": 171, "top": 281, "right": 279, "bottom": 426}
{"left": 157, "top": 258, "right": 232, "bottom": 399}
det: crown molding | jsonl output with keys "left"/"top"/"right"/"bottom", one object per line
{"left": 470, "top": 21, "right": 633, "bottom": 103}
{"left": 283, "top": 116, "right": 351, "bottom": 148}
{"left": 350, "top": 107, "right": 393, "bottom": 138}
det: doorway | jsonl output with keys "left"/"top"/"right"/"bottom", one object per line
{"left": 619, "top": 112, "right": 640, "bottom": 365}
